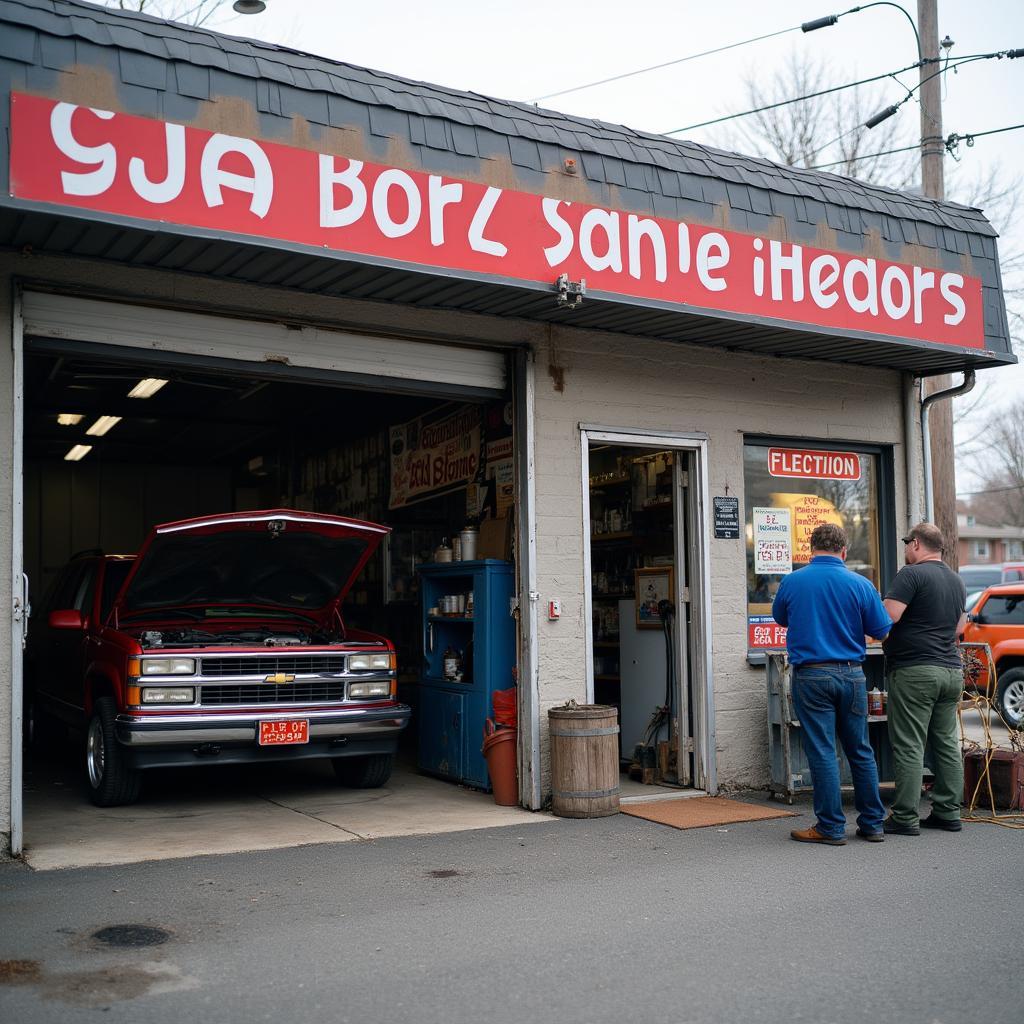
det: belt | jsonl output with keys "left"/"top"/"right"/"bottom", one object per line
{"left": 796, "top": 660, "right": 861, "bottom": 669}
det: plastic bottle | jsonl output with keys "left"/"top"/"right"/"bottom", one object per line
{"left": 868, "top": 686, "right": 883, "bottom": 716}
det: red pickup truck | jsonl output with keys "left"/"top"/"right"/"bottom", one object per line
{"left": 26, "top": 510, "right": 410, "bottom": 806}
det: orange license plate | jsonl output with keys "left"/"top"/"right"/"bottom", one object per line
{"left": 258, "top": 719, "right": 309, "bottom": 746}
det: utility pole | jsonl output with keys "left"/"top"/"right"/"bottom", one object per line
{"left": 918, "top": 0, "right": 958, "bottom": 567}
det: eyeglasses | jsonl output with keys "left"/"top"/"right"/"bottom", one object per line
{"left": 901, "top": 536, "right": 918, "bottom": 545}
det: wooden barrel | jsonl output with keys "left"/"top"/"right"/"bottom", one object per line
{"left": 548, "top": 703, "right": 620, "bottom": 818}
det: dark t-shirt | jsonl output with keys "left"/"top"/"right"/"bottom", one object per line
{"left": 883, "top": 560, "right": 966, "bottom": 669}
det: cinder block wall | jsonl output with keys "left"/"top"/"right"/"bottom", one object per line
{"left": 530, "top": 324, "right": 906, "bottom": 792}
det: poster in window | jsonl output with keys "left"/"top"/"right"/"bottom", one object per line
{"left": 635, "top": 567, "right": 673, "bottom": 629}
{"left": 753, "top": 507, "right": 793, "bottom": 575}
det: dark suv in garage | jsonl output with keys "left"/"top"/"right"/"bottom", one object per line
{"left": 26, "top": 510, "right": 410, "bottom": 806}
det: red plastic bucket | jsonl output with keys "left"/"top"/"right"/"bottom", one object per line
{"left": 492, "top": 687, "right": 517, "bottom": 728}
{"left": 482, "top": 718, "right": 518, "bottom": 806}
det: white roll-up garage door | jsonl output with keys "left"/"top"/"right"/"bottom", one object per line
{"left": 21, "top": 292, "right": 507, "bottom": 396}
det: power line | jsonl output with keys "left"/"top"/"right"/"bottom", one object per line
{"left": 530, "top": 25, "right": 803, "bottom": 104}
{"left": 663, "top": 59, "right": 926, "bottom": 135}
{"left": 958, "top": 483, "right": 1024, "bottom": 497}
{"left": 665, "top": 50, "right": 1011, "bottom": 137}
{"left": 808, "top": 142, "right": 919, "bottom": 170}
{"left": 809, "top": 122, "right": 1024, "bottom": 170}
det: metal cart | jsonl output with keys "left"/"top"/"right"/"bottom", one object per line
{"left": 766, "top": 649, "right": 893, "bottom": 803}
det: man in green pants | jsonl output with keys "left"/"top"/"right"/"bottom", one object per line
{"left": 882, "top": 522, "right": 967, "bottom": 835}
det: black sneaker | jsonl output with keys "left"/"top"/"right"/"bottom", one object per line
{"left": 855, "top": 828, "right": 884, "bottom": 843}
{"left": 882, "top": 815, "right": 920, "bottom": 836}
{"left": 920, "top": 813, "right": 963, "bottom": 832}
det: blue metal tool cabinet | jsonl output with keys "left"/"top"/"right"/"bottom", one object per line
{"left": 767, "top": 649, "right": 894, "bottom": 802}
{"left": 417, "top": 560, "right": 516, "bottom": 789}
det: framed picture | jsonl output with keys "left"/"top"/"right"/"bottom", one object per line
{"left": 635, "top": 566, "right": 673, "bottom": 628}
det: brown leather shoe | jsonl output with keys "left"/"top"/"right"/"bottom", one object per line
{"left": 790, "top": 825, "right": 846, "bottom": 846}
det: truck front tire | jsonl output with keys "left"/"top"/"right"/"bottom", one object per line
{"left": 332, "top": 752, "right": 393, "bottom": 788}
{"left": 86, "top": 697, "right": 142, "bottom": 806}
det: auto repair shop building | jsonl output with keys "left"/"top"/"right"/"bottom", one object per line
{"left": 0, "top": 0, "right": 1015, "bottom": 855}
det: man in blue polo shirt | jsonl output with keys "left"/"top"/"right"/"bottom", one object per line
{"left": 772, "top": 522, "right": 893, "bottom": 845}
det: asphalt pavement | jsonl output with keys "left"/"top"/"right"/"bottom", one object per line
{"left": 1, "top": 793, "right": 1020, "bottom": 1024}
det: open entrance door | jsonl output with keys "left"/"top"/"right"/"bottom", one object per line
{"left": 582, "top": 428, "right": 716, "bottom": 795}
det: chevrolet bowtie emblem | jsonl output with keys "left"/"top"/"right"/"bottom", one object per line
{"left": 264, "top": 672, "right": 296, "bottom": 684}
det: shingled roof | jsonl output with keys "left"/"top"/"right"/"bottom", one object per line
{"left": 0, "top": 0, "right": 1014, "bottom": 371}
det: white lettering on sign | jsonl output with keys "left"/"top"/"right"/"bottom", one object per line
{"left": 542, "top": 198, "right": 574, "bottom": 267}
{"left": 428, "top": 174, "right": 463, "bottom": 247}
{"left": 200, "top": 133, "right": 274, "bottom": 219}
{"left": 767, "top": 447, "right": 861, "bottom": 481}
{"left": 16, "top": 95, "right": 985, "bottom": 350}
{"left": 696, "top": 232, "right": 729, "bottom": 292}
{"left": 51, "top": 102, "right": 116, "bottom": 196}
{"left": 372, "top": 168, "right": 421, "bottom": 238}
{"left": 128, "top": 122, "right": 186, "bottom": 204}
{"left": 580, "top": 208, "right": 622, "bottom": 274}
{"left": 319, "top": 155, "right": 367, "bottom": 227}
{"left": 468, "top": 186, "right": 507, "bottom": 257}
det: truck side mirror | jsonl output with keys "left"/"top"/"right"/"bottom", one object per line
{"left": 48, "top": 608, "right": 84, "bottom": 630}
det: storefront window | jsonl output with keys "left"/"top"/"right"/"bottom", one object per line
{"left": 744, "top": 441, "right": 883, "bottom": 652}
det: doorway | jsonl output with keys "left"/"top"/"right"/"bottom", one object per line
{"left": 581, "top": 428, "right": 716, "bottom": 794}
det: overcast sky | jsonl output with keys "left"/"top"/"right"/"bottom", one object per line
{"left": 209, "top": 0, "right": 1024, "bottom": 491}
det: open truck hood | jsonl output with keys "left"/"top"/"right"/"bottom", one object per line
{"left": 113, "top": 510, "right": 389, "bottom": 628}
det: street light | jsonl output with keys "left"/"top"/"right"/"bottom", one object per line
{"left": 232, "top": 0, "right": 266, "bottom": 14}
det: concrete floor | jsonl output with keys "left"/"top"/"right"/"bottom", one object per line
{"left": 21, "top": 750, "right": 701, "bottom": 872}
{"left": 21, "top": 752, "right": 551, "bottom": 872}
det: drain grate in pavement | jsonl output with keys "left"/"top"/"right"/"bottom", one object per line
{"left": 427, "top": 869, "right": 460, "bottom": 878}
{"left": 91, "top": 925, "right": 170, "bottom": 948}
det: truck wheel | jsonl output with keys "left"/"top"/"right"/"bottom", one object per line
{"left": 86, "top": 697, "right": 142, "bottom": 806}
{"left": 332, "top": 753, "right": 393, "bottom": 788}
{"left": 996, "top": 669, "right": 1024, "bottom": 729}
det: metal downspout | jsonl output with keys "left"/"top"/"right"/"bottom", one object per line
{"left": 921, "top": 370, "right": 975, "bottom": 523}
{"left": 904, "top": 372, "right": 923, "bottom": 531}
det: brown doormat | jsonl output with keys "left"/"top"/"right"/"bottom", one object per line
{"left": 621, "top": 796, "right": 797, "bottom": 830}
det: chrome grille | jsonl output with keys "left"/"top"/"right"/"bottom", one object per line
{"left": 199, "top": 681, "right": 347, "bottom": 706}
{"left": 200, "top": 656, "right": 346, "bottom": 677}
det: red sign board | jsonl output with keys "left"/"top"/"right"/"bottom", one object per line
{"left": 8, "top": 92, "right": 985, "bottom": 350}
{"left": 748, "top": 616, "right": 788, "bottom": 650}
{"left": 767, "top": 447, "right": 861, "bottom": 481}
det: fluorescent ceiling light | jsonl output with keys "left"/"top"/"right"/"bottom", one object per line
{"left": 127, "top": 378, "right": 168, "bottom": 399}
{"left": 64, "top": 445, "right": 92, "bottom": 462}
{"left": 85, "top": 415, "right": 122, "bottom": 437}
{"left": 57, "top": 413, "right": 83, "bottom": 426}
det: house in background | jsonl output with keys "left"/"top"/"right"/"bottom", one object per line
{"left": 957, "top": 513, "right": 1024, "bottom": 565}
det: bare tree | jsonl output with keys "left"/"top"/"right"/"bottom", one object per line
{"left": 958, "top": 398, "right": 1024, "bottom": 526}
{"left": 718, "top": 53, "right": 919, "bottom": 188}
{"left": 93, "top": 0, "right": 231, "bottom": 27}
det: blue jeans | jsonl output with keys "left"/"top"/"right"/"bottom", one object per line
{"left": 792, "top": 664, "right": 885, "bottom": 839}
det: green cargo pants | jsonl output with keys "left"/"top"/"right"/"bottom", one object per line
{"left": 886, "top": 665, "right": 964, "bottom": 826}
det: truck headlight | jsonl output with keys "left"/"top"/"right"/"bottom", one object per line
{"left": 348, "top": 681, "right": 390, "bottom": 698}
{"left": 142, "top": 658, "right": 196, "bottom": 675}
{"left": 348, "top": 653, "right": 394, "bottom": 671}
{"left": 141, "top": 687, "right": 195, "bottom": 704}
